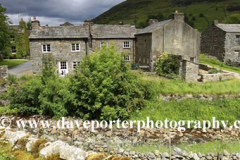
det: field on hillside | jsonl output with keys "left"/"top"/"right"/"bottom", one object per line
{"left": 93, "top": 0, "right": 240, "bottom": 32}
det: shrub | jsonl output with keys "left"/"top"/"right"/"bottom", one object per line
{"left": 154, "top": 52, "right": 179, "bottom": 77}
{"left": 69, "top": 43, "right": 153, "bottom": 120}
{"left": 208, "top": 68, "right": 219, "bottom": 74}
{"left": 199, "top": 13, "right": 204, "bottom": 17}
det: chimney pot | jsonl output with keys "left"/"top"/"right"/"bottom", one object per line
{"left": 34, "top": 17, "right": 36, "bottom": 21}
{"left": 21, "top": 18, "right": 23, "bottom": 21}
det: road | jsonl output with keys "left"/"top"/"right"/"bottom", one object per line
{"left": 8, "top": 61, "right": 32, "bottom": 77}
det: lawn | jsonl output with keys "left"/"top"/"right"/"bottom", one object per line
{"left": 0, "top": 60, "right": 28, "bottom": 68}
{"left": 199, "top": 54, "right": 240, "bottom": 74}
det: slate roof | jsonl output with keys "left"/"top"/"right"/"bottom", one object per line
{"left": 9, "top": 25, "right": 23, "bottom": 34}
{"left": 135, "top": 19, "right": 172, "bottom": 35}
{"left": 216, "top": 24, "right": 240, "bottom": 33}
{"left": 91, "top": 24, "right": 137, "bottom": 38}
{"left": 29, "top": 25, "right": 89, "bottom": 39}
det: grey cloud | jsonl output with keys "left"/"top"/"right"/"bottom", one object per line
{"left": 2, "top": 0, "right": 125, "bottom": 25}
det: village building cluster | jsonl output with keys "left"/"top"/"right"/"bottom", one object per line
{"left": 7, "top": 11, "right": 240, "bottom": 81}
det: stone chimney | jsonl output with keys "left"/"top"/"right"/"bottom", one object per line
{"left": 31, "top": 17, "right": 40, "bottom": 30}
{"left": 84, "top": 19, "right": 90, "bottom": 27}
{"left": 173, "top": 10, "right": 184, "bottom": 21}
{"left": 148, "top": 19, "right": 158, "bottom": 26}
{"left": 90, "top": 19, "right": 94, "bottom": 26}
{"left": 212, "top": 20, "right": 218, "bottom": 26}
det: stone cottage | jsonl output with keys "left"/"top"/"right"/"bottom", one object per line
{"left": 2, "top": 18, "right": 30, "bottom": 59}
{"left": 135, "top": 12, "right": 201, "bottom": 71}
{"left": 29, "top": 19, "right": 137, "bottom": 76}
{"left": 201, "top": 20, "right": 240, "bottom": 66}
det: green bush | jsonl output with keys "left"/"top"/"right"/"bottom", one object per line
{"left": 154, "top": 52, "right": 179, "bottom": 77}
{"left": 69, "top": 43, "right": 153, "bottom": 120}
{"left": 208, "top": 68, "right": 220, "bottom": 74}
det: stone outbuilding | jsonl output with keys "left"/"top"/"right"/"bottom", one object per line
{"left": 201, "top": 20, "right": 240, "bottom": 66}
{"left": 135, "top": 12, "right": 201, "bottom": 71}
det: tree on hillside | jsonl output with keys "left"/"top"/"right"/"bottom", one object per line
{"left": 222, "top": 13, "right": 240, "bottom": 24}
{"left": 26, "top": 17, "right": 32, "bottom": 30}
{"left": 0, "top": 3, "right": 12, "bottom": 57}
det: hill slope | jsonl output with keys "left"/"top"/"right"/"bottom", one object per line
{"left": 93, "top": 0, "right": 240, "bottom": 31}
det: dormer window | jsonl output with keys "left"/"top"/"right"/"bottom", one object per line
{"left": 10, "top": 35, "right": 15, "bottom": 42}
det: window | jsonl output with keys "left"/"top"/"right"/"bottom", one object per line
{"left": 190, "top": 57, "right": 195, "bottom": 62}
{"left": 59, "top": 61, "right": 68, "bottom": 76}
{"left": 234, "top": 50, "right": 240, "bottom": 59}
{"left": 10, "top": 35, "right": 15, "bottom": 42}
{"left": 72, "top": 43, "right": 80, "bottom": 51}
{"left": 123, "top": 55, "right": 130, "bottom": 61}
{"left": 123, "top": 41, "right": 130, "bottom": 48}
{"left": 72, "top": 61, "right": 80, "bottom": 69}
{"left": 42, "top": 44, "right": 51, "bottom": 53}
{"left": 236, "top": 36, "right": 240, "bottom": 45}
{"left": 100, "top": 42, "right": 107, "bottom": 47}
{"left": 11, "top": 47, "right": 16, "bottom": 54}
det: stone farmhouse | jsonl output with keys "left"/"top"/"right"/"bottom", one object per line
{"left": 29, "top": 12, "right": 200, "bottom": 76}
{"left": 135, "top": 12, "right": 201, "bottom": 70}
{"left": 29, "top": 18, "right": 136, "bottom": 76}
{"left": 201, "top": 20, "right": 240, "bottom": 67}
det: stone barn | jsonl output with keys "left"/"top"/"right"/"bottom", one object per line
{"left": 201, "top": 20, "right": 240, "bottom": 67}
{"left": 135, "top": 12, "right": 201, "bottom": 71}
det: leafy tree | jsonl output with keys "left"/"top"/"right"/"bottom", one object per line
{"left": 69, "top": 43, "right": 153, "bottom": 120}
{"left": 26, "top": 17, "right": 32, "bottom": 30}
{"left": 222, "top": 13, "right": 240, "bottom": 24}
{"left": 0, "top": 3, "right": 13, "bottom": 57}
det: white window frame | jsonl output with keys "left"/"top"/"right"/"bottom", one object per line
{"left": 72, "top": 61, "right": 80, "bottom": 70}
{"left": 123, "top": 55, "right": 130, "bottom": 61}
{"left": 10, "top": 35, "right": 15, "bottom": 42}
{"left": 59, "top": 61, "right": 68, "bottom": 76}
{"left": 123, "top": 41, "right": 130, "bottom": 48}
{"left": 42, "top": 44, "right": 51, "bottom": 53}
{"left": 71, "top": 43, "right": 80, "bottom": 52}
{"left": 11, "top": 46, "right": 16, "bottom": 54}
{"left": 100, "top": 41, "right": 108, "bottom": 47}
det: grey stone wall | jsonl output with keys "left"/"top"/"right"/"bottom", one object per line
{"left": 181, "top": 60, "right": 199, "bottom": 83}
{"left": 224, "top": 32, "right": 240, "bottom": 66}
{"left": 199, "top": 63, "right": 235, "bottom": 83}
{"left": 201, "top": 24, "right": 226, "bottom": 61}
{"left": 30, "top": 39, "right": 87, "bottom": 74}
{"left": 152, "top": 21, "right": 201, "bottom": 63}
{"left": 0, "top": 65, "right": 8, "bottom": 94}
{"left": 92, "top": 39, "right": 135, "bottom": 63}
{"left": 135, "top": 34, "right": 152, "bottom": 66}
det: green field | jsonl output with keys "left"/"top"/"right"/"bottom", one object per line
{"left": 93, "top": 0, "right": 240, "bottom": 31}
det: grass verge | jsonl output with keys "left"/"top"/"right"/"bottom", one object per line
{"left": 199, "top": 54, "right": 240, "bottom": 74}
{"left": 0, "top": 60, "right": 28, "bottom": 68}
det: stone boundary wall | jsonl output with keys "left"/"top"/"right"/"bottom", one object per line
{"left": 159, "top": 94, "right": 240, "bottom": 101}
{"left": 0, "top": 129, "right": 239, "bottom": 160}
{"left": 0, "top": 65, "right": 9, "bottom": 106}
{"left": 199, "top": 63, "right": 235, "bottom": 83}
{"left": 181, "top": 60, "right": 199, "bottom": 83}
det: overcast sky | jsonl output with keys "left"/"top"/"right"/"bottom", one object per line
{"left": 2, "top": 0, "right": 125, "bottom": 26}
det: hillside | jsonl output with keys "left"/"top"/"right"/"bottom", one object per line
{"left": 93, "top": 0, "right": 240, "bottom": 32}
